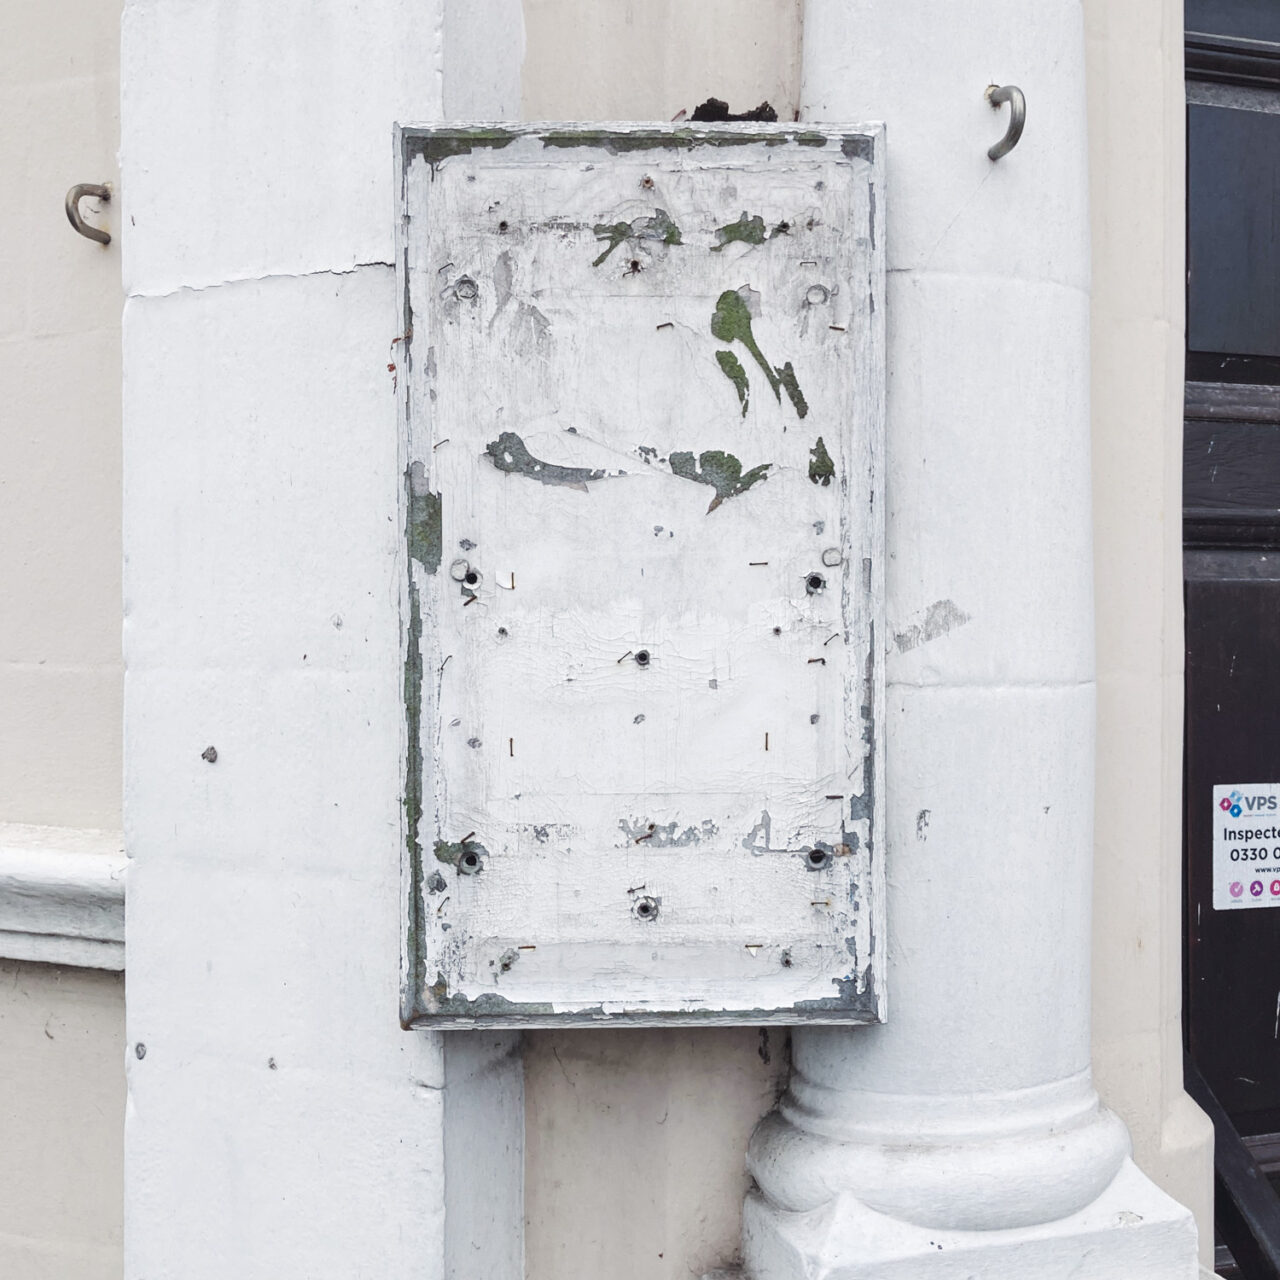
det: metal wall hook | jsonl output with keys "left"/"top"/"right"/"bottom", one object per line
{"left": 985, "top": 84, "right": 1025, "bottom": 161}
{"left": 65, "top": 182, "right": 112, "bottom": 245}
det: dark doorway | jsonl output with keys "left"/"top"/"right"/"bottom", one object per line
{"left": 1185, "top": 5, "right": 1280, "bottom": 1272}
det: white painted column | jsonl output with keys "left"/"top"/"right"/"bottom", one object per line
{"left": 741, "top": 3, "right": 1200, "bottom": 1276}
{"left": 122, "top": 3, "right": 524, "bottom": 1277}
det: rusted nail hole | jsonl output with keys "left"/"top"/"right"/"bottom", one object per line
{"left": 634, "top": 896, "right": 659, "bottom": 921}
{"left": 459, "top": 850, "right": 482, "bottom": 875}
{"left": 635, "top": 650, "right": 651, "bottom": 667}
{"left": 781, "top": 949, "right": 793, "bottom": 968}
{"left": 641, "top": 175, "right": 654, "bottom": 189}
{"left": 806, "top": 573, "right": 826, "bottom": 594}
{"left": 805, "top": 848, "right": 832, "bottom": 870}
{"left": 463, "top": 570, "right": 479, "bottom": 586}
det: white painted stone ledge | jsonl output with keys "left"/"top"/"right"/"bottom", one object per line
{"left": 0, "top": 824, "right": 126, "bottom": 970}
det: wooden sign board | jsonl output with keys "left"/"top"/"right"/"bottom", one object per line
{"left": 399, "top": 124, "right": 884, "bottom": 1027}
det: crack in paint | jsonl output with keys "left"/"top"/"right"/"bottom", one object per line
{"left": 668, "top": 449, "right": 771, "bottom": 512}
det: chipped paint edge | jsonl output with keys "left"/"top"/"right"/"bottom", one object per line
{"left": 394, "top": 120, "right": 888, "bottom": 1029}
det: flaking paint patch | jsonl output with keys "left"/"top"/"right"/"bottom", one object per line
{"left": 668, "top": 449, "right": 770, "bottom": 512}
{"left": 591, "top": 208, "right": 682, "bottom": 267}
{"left": 809, "top": 437, "right": 835, "bottom": 486}
{"left": 406, "top": 462, "right": 442, "bottom": 573}
{"left": 712, "top": 211, "right": 766, "bottom": 251}
{"left": 485, "top": 431, "right": 616, "bottom": 491}
{"left": 401, "top": 571, "right": 426, "bottom": 1026}
{"left": 434, "top": 836, "right": 490, "bottom": 868}
{"left": 715, "top": 350, "right": 750, "bottom": 416}
{"left": 893, "top": 599, "right": 971, "bottom": 653}
{"left": 711, "top": 288, "right": 808, "bottom": 419}
{"left": 618, "top": 817, "right": 718, "bottom": 847}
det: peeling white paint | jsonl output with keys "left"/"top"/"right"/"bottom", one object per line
{"left": 401, "top": 124, "right": 885, "bottom": 1025}
{"left": 891, "top": 598, "right": 971, "bottom": 653}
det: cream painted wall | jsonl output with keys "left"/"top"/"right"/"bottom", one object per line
{"left": 0, "top": 0, "right": 123, "bottom": 830}
{"left": 1084, "top": 0, "right": 1215, "bottom": 1268}
{"left": 0, "top": 961, "right": 124, "bottom": 1279}
{"left": 0, "top": 3, "right": 126, "bottom": 1277}
{"left": 521, "top": 0, "right": 803, "bottom": 124}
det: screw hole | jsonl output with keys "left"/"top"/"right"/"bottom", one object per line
{"left": 497, "top": 627, "right": 508, "bottom": 637}
{"left": 464, "top": 571, "right": 479, "bottom": 586}
{"left": 806, "top": 848, "right": 831, "bottom": 869}
{"left": 635, "top": 650, "right": 651, "bottom": 667}
{"left": 772, "top": 626, "right": 782, "bottom": 636}
{"left": 634, "top": 896, "right": 659, "bottom": 921}
{"left": 641, "top": 176, "right": 654, "bottom": 189}
{"left": 498, "top": 220, "right": 509, "bottom": 232}
{"left": 806, "top": 574, "right": 826, "bottom": 594}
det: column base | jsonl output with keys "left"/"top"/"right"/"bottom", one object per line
{"left": 741, "top": 1158, "right": 1198, "bottom": 1280}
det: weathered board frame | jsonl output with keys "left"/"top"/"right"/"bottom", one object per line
{"left": 397, "top": 123, "right": 885, "bottom": 1028}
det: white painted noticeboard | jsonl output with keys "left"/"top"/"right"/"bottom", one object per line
{"left": 1213, "top": 783, "right": 1280, "bottom": 909}
{"left": 398, "top": 123, "right": 885, "bottom": 1027}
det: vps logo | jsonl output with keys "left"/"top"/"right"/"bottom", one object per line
{"left": 1221, "top": 789, "right": 1277, "bottom": 818}
{"left": 1231, "top": 881, "right": 1245, "bottom": 898}
{"left": 1252, "top": 880, "right": 1266, "bottom": 897}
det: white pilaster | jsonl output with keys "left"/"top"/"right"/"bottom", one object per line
{"left": 121, "top": 3, "right": 524, "bottom": 1276}
{"left": 740, "top": 3, "right": 1199, "bottom": 1275}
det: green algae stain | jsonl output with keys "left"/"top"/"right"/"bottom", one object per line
{"left": 715, "top": 350, "right": 750, "bottom": 417}
{"left": 711, "top": 289, "right": 809, "bottom": 419}
{"left": 485, "top": 431, "right": 608, "bottom": 490}
{"left": 809, "top": 436, "right": 835, "bottom": 486}
{"left": 418, "top": 131, "right": 516, "bottom": 169}
{"left": 592, "top": 208, "right": 682, "bottom": 267}
{"left": 712, "top": 212, "right": 766, "bottom": 252}
{"left": 670, "top": 449, "right": 771, "bottom": 513}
